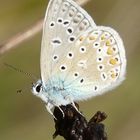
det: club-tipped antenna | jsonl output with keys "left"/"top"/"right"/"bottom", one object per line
{"left": 4, "top": 63, "right": 38, "bottom": 81}
{"left": 16, "top": 83, "right": 33, "bottom": 94}
{"left": 17, "top": 89, "right": 23, "bottom": 94}
{"left": 16, "top": 84, "right": 32, "bottom": 94}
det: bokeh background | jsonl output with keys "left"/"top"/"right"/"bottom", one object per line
{"left": 0, "top": 0, "right": 140, "bottom": 139}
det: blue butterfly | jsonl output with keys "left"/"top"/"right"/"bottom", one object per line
{"left": 32, "top": 0, "right": 126, "bottom": 118}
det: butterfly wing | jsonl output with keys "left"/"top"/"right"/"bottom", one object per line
{"left": 40, "top": 0, "right": 96, "bottom": 85}
{"left": 40, "top": 0, "right": 126, "bottom": 102}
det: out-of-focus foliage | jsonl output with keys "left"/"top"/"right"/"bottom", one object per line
{"left": 0, "top": 0, "right": 140, "bottom": 140}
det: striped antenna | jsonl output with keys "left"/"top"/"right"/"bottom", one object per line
{"left": 4, "top": 63, "right": 38, "bottom": 81}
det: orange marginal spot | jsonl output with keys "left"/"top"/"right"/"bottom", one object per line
{"left": 106, "top": 40, "right": 111, "bottom": 46}
{"left": 89, "top": 36, "right": 95, "bottom": 41}
{"left": 109, "top": 58, "right": 117, "bottom": 65}
{"left": 107, "top": 47, "right": 113, "bottom": 55}
{"left": 110, "top": 70, "right": 117, "bottom": 79}
{"left": 111, "top": 73, "right": 116, "bottom": 79}
{"left": 79, "top": 36, "right": 84, "bottom": 41}
{"left": 101, "top": 35, "right": 105, "bottom": 40}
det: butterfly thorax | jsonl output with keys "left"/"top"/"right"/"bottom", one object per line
{"left": 32, "top": 79, "right": 71, "bottom": 106}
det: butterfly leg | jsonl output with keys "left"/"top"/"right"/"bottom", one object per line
{"left": 56, "top": 105, "right": 65, "bottom": 118}
{"left": 64, "top": 95, "right": 83, "bottom": 116}
{"left": 45, "top": 102, "right": 57, "bottom": 120}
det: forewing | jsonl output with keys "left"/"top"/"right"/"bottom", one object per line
{"left": 41, "top": 0, "right": 96, "bottom": 84}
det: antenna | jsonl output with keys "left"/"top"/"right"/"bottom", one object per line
{"left": 17, "top": 89, "right": 22, "bottom": 93}
{"left": 16, "top": 83, "right": 33, "bottom": 94}
{"left": 16, "top": 84, "right": 32, "bottom": 94}
{"left": 4, "top": 63, "right": 38, "bottom": 81}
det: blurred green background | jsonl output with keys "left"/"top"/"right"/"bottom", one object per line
{"left": 0, "top": 0, "right": 140, "bottom": 139}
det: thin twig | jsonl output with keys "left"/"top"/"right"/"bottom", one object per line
{"left": 0, "top": 20, "right": 43, "bottom": 55}
{"left": 0, "top": 0, "right": 90, "bottom": 55}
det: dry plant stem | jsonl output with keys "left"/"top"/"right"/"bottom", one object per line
{"left": 0, "top": 0, "right": 90, "bottom": 55}
{"left": 0, "top": 20, "right": 43, "bottom": 55}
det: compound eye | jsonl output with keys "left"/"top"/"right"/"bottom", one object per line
{"left": 36, "top": 84, "right": 42, "bottom": 93}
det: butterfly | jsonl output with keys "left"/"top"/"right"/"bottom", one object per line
{"left": 32, "top": 0, "right": 126, "bottom": 117}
